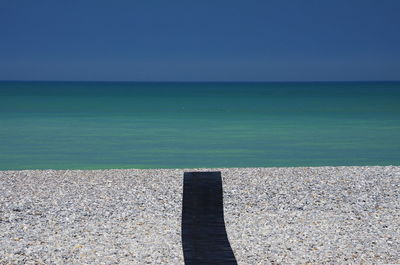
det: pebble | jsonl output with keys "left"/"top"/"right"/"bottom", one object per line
{"left": 0, "top": 166, "right": 399, "bottom": 264}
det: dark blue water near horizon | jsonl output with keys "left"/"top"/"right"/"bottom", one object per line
{"left": 1, "top": 81, "right": 399, "bottom": 170}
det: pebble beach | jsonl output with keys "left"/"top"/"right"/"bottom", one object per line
{"left": 1, "top": 166, "right": 399, "bottom": 264}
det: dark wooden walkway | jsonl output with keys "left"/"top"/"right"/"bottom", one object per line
{"left": 181, "top": 171, "right": 237, "bottom": 265}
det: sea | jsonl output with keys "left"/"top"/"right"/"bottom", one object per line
{"left": 0, "top": 81, "right": 399, "bottom": 170}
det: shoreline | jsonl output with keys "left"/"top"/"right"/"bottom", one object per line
{"left": 1, "top": 166, "right": 400, "bottom": 264}
{"left": 1, "top": 164, "right": 399, "bottom": 172}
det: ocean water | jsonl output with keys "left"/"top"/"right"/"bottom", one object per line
{"left": 0, "top": 81, "right": 399, "bottom": 170}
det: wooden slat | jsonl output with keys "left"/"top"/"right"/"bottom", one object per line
{"left": 182, "top": 171, "right": 237, "bottom": 265}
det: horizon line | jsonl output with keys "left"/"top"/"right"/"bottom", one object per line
{"left": 1, "top": 80, "right": 400, "bottom": 83}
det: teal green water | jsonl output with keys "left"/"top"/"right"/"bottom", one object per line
{"left": 1, "top": 81, "right": 399, "bottom": 170}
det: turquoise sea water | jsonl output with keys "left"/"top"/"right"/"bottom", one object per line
{"left": 0, "top": 81, "right": 399, "bottom": 170}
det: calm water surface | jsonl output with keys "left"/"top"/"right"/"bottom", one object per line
{"left": 1, "top": 81, "right": 399, "bottom": 170}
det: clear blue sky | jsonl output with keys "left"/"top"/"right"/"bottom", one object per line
{"left": 1, "top": 0, "right": 399, "bottom": 81}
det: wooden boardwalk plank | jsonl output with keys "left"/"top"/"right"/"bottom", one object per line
{"left": 181, "top": 171, "right": 237, "bottom": 265}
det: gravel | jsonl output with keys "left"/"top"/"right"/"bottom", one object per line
{"left": 1, "top": 166, "right": 399, "bottom": 264}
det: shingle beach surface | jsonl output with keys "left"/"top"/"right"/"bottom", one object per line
{"left": 1, "top": 166, "right": 399, "bottom": 264}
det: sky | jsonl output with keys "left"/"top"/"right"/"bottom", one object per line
{"left": 1, "top": 0, "right": 400, "bottom": 81}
